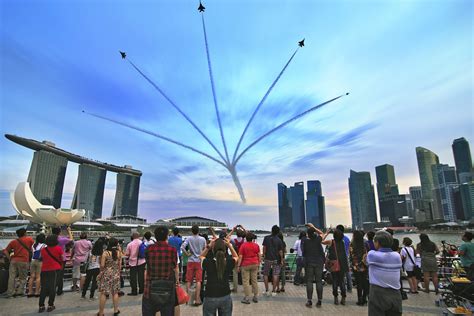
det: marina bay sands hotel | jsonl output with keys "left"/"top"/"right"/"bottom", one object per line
{"left": 5, "top": 134, "right": 142, "bottom": 220}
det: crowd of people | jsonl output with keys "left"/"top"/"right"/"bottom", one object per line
{"left": 0, "top": 224, "right": 472, "bottom": 316}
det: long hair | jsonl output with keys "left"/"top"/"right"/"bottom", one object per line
{"left": 419, "top": 233, "right": 436, "bottom": 252}
{"left": 213, "top": 238, "right": 227, "bottom": 281}
{"left": 351, "top": 230, "right": 365, "bottom": 253}
{"left": 92, "top": 239, "right": 104, "bottom": 257}
{"left": 107, "top": 238, "right": 119, "bottom": 261}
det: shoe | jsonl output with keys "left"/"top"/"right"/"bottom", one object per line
{"left": 35, "top": 294, "right": 40, "bottom": 298}
{"left": 127, "top": 292, "right": 138, "bottom": 296}
{"left": 305, "top": 300, "right": 312, "bottom": 308}
{"left": 138, "top": 290, "right": 143, "bottom": 294}
{"left": 316, "top": 300, "right": 322, "bottom": 308}
{"left": 271, "top": 291, "right": 277, "bottom": 297}
{"left": 47, "top": 305, "right": 55, "bottom": 312}
{"left": 118, "top": 291, "right": 125, "bottom": 297}
{"left": 341, "top": 297, "right": 346, "bottom": 305}
{"left": 263, "top": 291, "right": 270, "bottom": 297}
{"left": 27, "top": 294, "right": 35, "bottom": 298}
{"left": 435, "top": 289, "right": 439, "bottom": 295}
{"left": 38, "top": 306, "right": 46, "bottom": 313}
{"left": 334, "top": 297, "right": 339, "bottom": 305}
{"left": 252, "top": 296, "right": 258, "bottom": 303}
{"left": 56, "top": 292, "right": 63, "bottom": 296}
{"left": 241, "top": 298, "right": 251, "bottom": 304}
{"left": 113, "top": 310, "right": 120, "bottom": 316}
{"left": 89, "top": 297, "right": 96, "bottom": 301}
{"left": 280, "top": 288, "right": 285, "bottom": 293}
{"left": 13, "top": 293, "right": 25, "bottom": 297}
{"left": 81, "top": 295, "right": 86, "bottom": 300}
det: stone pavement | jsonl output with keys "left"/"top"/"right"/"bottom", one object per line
{"left": 1, "top": 283, "right": 440, "bottom": 315}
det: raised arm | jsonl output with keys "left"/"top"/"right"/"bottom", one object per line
{"left": 225, "top": 238, "right": 239, "bottom": 262}
{"left": 226, "top": 226, "right": 237, "bottom": 240}
{"left": 208, "top": 227, "right": 217, "bottom": 239}
{"left": 66, "top": 226, "right": 73, "bottom": 240}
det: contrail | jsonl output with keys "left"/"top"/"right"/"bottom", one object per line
{"left": 201, "top": 14, "right": 230, "bottom": 164}
{"left": 126, "top": 58, "right": 227, "bottom": 163}
{"left": 233, "top": 93, "right": 349, "bottom": 165}
{"left": 228, "top": 164, "right": 246, "bottom": 203}
{"left": 232, "top": 48, "right": 299, "bottom": 164}
{"left": 83, "top": 110, "right": 227, "bottom": 168}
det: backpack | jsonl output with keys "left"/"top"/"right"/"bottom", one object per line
{"left": 32, "top": 243, "right": 44, "bottom": 261}
{"left": 138, "top": 241, "right": 147, "bottom": 259}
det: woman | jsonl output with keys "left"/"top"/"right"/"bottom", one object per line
{"left": 28, "top": 233, "right": 45, "bottom": 298}
{"left": 276, "top": 232, "right": 287, "bottom": 293}
{"left": 350, "top": 230, "right": 368, "bottom": 306}
{"left": 365, "top": 231, "right": 376, "bottom": 252}
{"left": 293, "top": 231, "right": 307, "bottom": 286}
{"left": 38, "top": 234, "right": 64, "bottom": 313}
{"left": 237, "top": 232, "right": 261, "bottom": 304}
{"left": 200, "top": 237, "right": 238, "bottom": 316}
{"left": 323, "top": 229, "right": 349, "bottom": 305}
{"left": 401, "top": 237, "right": 418, "bottom": 294}
{"left": 416, "top": 233, "right": 440, "bottom": 294}
{"left": 82, "top": 239, "right": 104, "bottom": 300}
{"left": 97, "top": 238, "right": 121, "bottom": 316}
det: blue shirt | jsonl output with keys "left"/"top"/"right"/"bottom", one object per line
{"left": 168, "top": 235, "right": 183, "bottom": 257}
{"left": 342, "top": 235, "right": 350, "bottom": 255}
{"left": 367, "top": 248, "right": 402, "bottom": 290}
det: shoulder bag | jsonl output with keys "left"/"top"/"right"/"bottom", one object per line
{"left": 325, "top": 240, "right": 341, "bottom": 273}
{"left": 404, "top": 247, "right": 422, "bottom": 279}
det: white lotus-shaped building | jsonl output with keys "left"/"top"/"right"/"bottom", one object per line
{"left": 11, "top": 182, "right": 85, "bottom": 226}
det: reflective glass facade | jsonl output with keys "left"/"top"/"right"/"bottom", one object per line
{"left": 71, "top": 164, "right": 106, "bottom": 219}
{"left": 348, "top": 170, "right": 377, "bottom": 229}
{"left": 112, "top": 173, "right": 140, "bottom": 217}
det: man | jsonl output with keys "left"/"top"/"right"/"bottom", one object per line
{"left": 302, "top": 226, "right": 327, "bottom": 308}
{"left": 72, "top": 232, "right": 92, "bottom": 291}
{"left": 231, "top": 225, "right": 246, "bottom": 292}
{"left": 292, "top": 231, "right": 307, "bottom": 286}
{"left": 142, "top": 225, "right": 179, "bottom": 316}
{"left": 52, "top": 226, "right": 73, "bottom": 296}
{"left": 366, "top": 230, "right": 403, "bottom": 316}
{"left": 168, "top": 227, "right": 183, "bottom": 280}
{"left": 459, "top": 231, "right": 474, "bottom": 280}
{"left": 336, "top": 224, "right": 352, "bottom": 293}
{"left": 143, "top": 231, "right": 156, "bottom": 246}
{"left": 1, "top": 228, "right": 34, "bottom": 298}
{"left": 126, "top": 232, "right": 146, "bottom": 295}
{"left": 262, "top": 225, "right": 284, "bottom": 296}
{"left": 181, "top": 224, "right": 206, "bottom": 305}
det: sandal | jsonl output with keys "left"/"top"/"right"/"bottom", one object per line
{"left": 113, "top": 310, "right": 121, "bottom": 316}
{"left": 38, "top": 306, "right": 46, "bottom": 313}
{"left": 47, "top": 305, "right": 55, "bottom": 312}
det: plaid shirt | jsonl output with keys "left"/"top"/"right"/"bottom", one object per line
{"left": 144, "top": 241, "right": 177, "bottom": 299}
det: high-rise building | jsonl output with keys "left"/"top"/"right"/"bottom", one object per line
{"left": 452, "top": 137, "right": 473, "bottom": 181}
{"left": 416, "top": 147, "right": 440, "bottom": 220}
{"left": 71, "top": 164, "right": 106, "bottom": 219}
{"left": 111, "top": 172, "right": 141, "bottom": 217}
{"left": 348, "top": 170, "right": 377, "bottom": 230}
{"left": 432, "top": 164, "right": 458, "bottom": 221}
{"left": 379, "top": 194, "right": 409, "bottom": 225}
{"left": 278, "top": 183, "right": 292, "bottom": 228}
{"left": 409, "top": 186, "right": 428, "bottom": 222}
{"left": 27, "top": 150, "right": 68, "bottom": 208}
{"left": 305, "top": 180, "right": 326, "bottom": 229}
{"left": 289, "top": 182, "right": 305, "bottom": 226}
{"left": 375, "top": 164, "right": 399, "bottom": 200}
{"left": 453, "top": 183, "right": 474, "bottom": 221}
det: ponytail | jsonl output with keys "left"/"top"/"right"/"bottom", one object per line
{"left": 215, "top": 250, "right": 226, "bottom": 280}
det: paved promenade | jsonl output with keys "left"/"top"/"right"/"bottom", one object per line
{"left": 1, "top": 283, "right": 440, "bottom": 316}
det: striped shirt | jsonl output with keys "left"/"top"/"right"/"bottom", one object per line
{"left": 367, "top": 248, "right": 402, "bottom": 290}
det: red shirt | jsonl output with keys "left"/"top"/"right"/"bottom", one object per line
{"left": 5, "top": 236, "right": 34, "bottom": 263}
{"left": 239, "top": 242, "right": 260, "bottom": 267}
{"left": 143, "top": 241, "right": 177, "bottom": 299}
{"left": 41, "top": 246, "right": 64, "bottom": 271}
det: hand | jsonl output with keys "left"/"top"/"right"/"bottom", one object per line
{"left": 224, "top": 238, "right": 232, "bottom": 247}
{"left": 237, "top": 266, "right": 241, "bottom": 273}
{"left": 67, "top": 226, "right": 71, "bottom": 232}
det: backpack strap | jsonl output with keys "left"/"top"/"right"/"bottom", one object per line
{"left": 404, "top": 247, "right": 416, "bottom": 265}
{"left": 45, "top": 247, "right": 63, "bottom": 266}
{"left": 16, "top": 238, "right": 32, "bottom": 260}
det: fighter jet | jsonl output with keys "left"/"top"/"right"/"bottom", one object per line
{"left": 298, "top": 39, "right": 305, "bottom": 47}
{"left": 119, "top": 51, "right": 126, "bottom": 59}
{"left": 198, "top": 1, "right": 205, "bottom": 12}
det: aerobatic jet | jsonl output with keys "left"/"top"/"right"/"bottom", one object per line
{"left": 298, "top": 39, "right": 305, "bottom": 47}
{"left": 198, "top": 2, "right": 205, "bottom": 12}
{"left": 119, "top": 51, "right": 126, "bottom": 59}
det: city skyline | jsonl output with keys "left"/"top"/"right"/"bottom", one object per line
{"left": 1, "top": 0, "right": 473, "bottom": 229}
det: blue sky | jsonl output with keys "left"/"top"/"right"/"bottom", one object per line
{"left": 0, "top": 0, "right": 472, "bottom": 229}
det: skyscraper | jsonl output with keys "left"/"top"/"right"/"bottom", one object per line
{"left": 452, "top": 137, "right": 473, "bottom": 181}
{"left": 278, "top": 183, "right": 292, "bottom": 228}
{"left": 289, "top": 182, "right": 305, "bottom": 226}
{"left": 27, "top": 150, "right": 68, "bottom": 208}
{"left": 348, "top": 170, "right": 377, "bottom": 230}
{"left": 376, "top": 164, "right": 402, "bottom": 224}
{"left": 432, "top": 164, "right": 458, "bottom": 221}
{"left": 111, "top": 172, "right": 141, "bottom": 217}
{"left": 416, "top": 147, "right": 440, "bottom": 220}
{"left": 375, "top": 164, "right": 399, "bottom": 200}
{"left": 306, "top": 180, "right": 326, "bottom": 229}
{"left": 71, "top": 164, "right": 106, "bottom": 219}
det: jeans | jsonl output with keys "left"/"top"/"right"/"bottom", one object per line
{"left": 7, "top": 261, "right": 28, "bottom": 296}
{"left": 82, "top": 268, "right": 100, "bottom": 298}
{"left": 306, "top": 263, "right": 323, "bottom": 301}
{"left": 55, "top": 262, "right": 65, "bottom": 295}
{"left": 142, "top": 297, "right": 175, "bottom": 316}
{"left": 294, "top": 257, "right": 305, "bottom": 284}
{"left": 203, "top": 294, "right": 233, "bottom": 316}
{"left": 346, "top": 271, "right": 353, "bottom": 291}
{"left": 332, "top": 271, "right": 346, "bottom": 297}
{"left": 353, "top": 271, "right": 369, "bottom": 302}
{"left": 241, "top": 265, "right": 259, "bottom": 297}
{"left": 39, "top": 270, "right": 58, "bottom": 307}
{"left": 368, "top": 285, "right": 402, "bottom": 316}
{"left": 280, "top": 263, "right": 286, "bottom": 287}
{"left": 129, "top": 263, "right": 145, "bottom": 294}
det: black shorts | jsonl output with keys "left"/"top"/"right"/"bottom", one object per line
{"left": 406, "top": 270, "right": 415, "bottom": 278}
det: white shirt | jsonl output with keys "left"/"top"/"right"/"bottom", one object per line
{"left": 400, "top": 246, "right": 415, "bottom": 272}
{"left": 294, "top": 240, "right": 303, "bottom": 257}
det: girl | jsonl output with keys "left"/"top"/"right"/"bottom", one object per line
{"left": 97, "top": 238, "right": 121, "bottom": 316}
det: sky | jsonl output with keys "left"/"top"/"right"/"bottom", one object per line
{"left": 0, "top": 0, "right": 472, "bottom": 229}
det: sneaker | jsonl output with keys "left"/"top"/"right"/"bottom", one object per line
{"left": 38, "top": 306, "right": 45, "bottom": 313}
{"left": 316, "top": 300, "right": 322, "bottom": 308}
{"left": 252, "top": 296, "right": 258, "bottom": 303}
{"left": 334, "top": 297, "right": 339, "bottom": 305}
{"left": 81, "top": 295, "right": 87, "bottom": 300}
{"left": 271, "top": 291, "right": 277, "bottom": 297}
{"left": 341, "top": 297, "right": 346, "bottom": 305}
{"left": 305, "top": 300, "right": 312, "bottom": 308}
{"left": 47, "top": 305, "right": 56, "bottom": 312}
{"left": 241, "top": 298, "right": 251, "bottom": 304}
{"left": 263, "top": 291, "right": 270, "bottom": 297}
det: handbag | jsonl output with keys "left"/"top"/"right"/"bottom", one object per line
{"left": 176, "top": 285, "right": 190, "bottom": 305}
{"left": 404, "top": 247, "right": 422, "bottom": 279}
{"left": 149, "top": 275, "right": 176, "bottom": 305}
{"left": 325, "top": 240, "right": 341, "bottom": 273}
